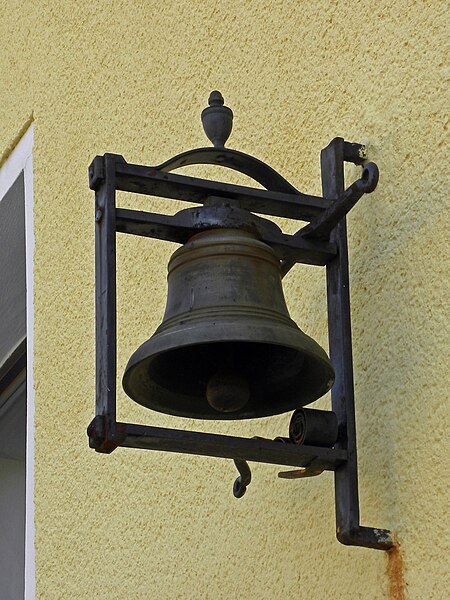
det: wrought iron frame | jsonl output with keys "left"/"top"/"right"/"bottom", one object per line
{"left": 87, "top": 131, "right": 392, "bottom": 550}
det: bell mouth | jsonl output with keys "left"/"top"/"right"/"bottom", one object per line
{"left": 147, "top": 341, "right": 303, "bottom": 406}
{"left": 123, "top": 325, "right": 334, "bottom": 420}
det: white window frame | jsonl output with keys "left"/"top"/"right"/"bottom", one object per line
{"left": 0, "top": 124, "right": 35, "bottom": 600}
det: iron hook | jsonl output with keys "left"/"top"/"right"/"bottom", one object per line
{"left": 232, "top": 459, "right": 252, "bottom": 498}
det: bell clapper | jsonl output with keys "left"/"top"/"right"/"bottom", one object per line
{"left": 206, "top": 366, "right": 250, "bottom": 413}
{"left": 206, "top": 344, "right": 250, "bottom": 413}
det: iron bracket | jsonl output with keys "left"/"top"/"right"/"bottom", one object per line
{"left": 89, "top": 138, "right": 392, "bottom": 550}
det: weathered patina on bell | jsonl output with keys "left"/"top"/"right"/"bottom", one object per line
{"left": 122, "top": 228, "right": 334, "bottom": 419}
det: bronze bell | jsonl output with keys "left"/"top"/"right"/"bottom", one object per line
{"left": 122, "top": 228, "right": 334, "bottom": 419}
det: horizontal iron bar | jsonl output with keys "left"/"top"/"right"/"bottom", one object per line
{"left": 116, "top": 208, "right": 192, "bottom": 244}
{"left": 259, "top": 231, "right": 336, "bottom": 266}
{"left": 114, "top": 161, "right": 331, "bottom": 222}
{"left": 117, "top": 422, "right": 347, "bottom": 470}
{"left": 115, "top": 208, "right": 337, "bottom": 266}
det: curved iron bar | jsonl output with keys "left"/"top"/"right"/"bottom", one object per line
{"left": 233, "top": 459, "right": 252, "bottom": 498}
{"left": 280, "top": 162, "right": 380, "bottom": 277}
{"left": 155, "top": 147, "right": 301, "bottom": 195}
{"left": 232, "top": 436, "right": 294, "bottom": 497}
{"left": 298, "top": 162, "right": 379, "bottom": 242}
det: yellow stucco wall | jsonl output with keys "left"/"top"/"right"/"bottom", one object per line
{"left": 1, "top": 1, "right": 448, "bottom": 598}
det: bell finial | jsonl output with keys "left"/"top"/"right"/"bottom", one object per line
{"left": 201, "top": 90, "right": 233, "bottom": 148}
{"left": 208, "top": 90, "right": 225, "bottom": 106}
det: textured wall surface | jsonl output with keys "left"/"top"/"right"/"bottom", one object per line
{"left": 1, "top": 1, "right": 448, "bottom": 598}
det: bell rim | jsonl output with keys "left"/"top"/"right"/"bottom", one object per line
{"left": 122, "top": 318, "right": 335, "bottom": 420}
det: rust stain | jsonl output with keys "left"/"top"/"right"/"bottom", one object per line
{"left": 386, "top": 536, "right": 406, "bottom": 600}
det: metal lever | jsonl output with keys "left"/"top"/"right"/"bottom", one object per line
{"left": 278, "top": 465, "right": 324, "bottom": 479}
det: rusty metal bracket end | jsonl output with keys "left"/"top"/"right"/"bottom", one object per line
{"left": 337, "top": 525, "right": 394, "bottom": 551}
{"left": 87, "top": 415, "right": 126, "bottom": 454}
{"left": 343, "top": 141, "right": 367, "bottom": 165}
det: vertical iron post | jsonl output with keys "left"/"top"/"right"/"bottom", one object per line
{"left": 322, "top": 137, "right": 359, "bottom": 539}
{"left": 323, "top": 138, "right": 392, "bottom": 550}
{"left": 89, "top": 154, "right": 120, "bottom": 450}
